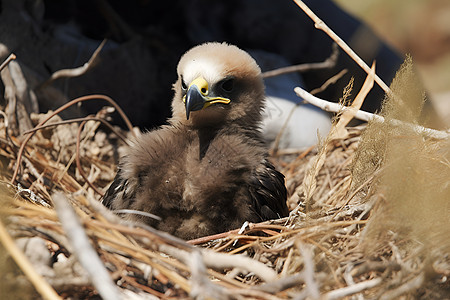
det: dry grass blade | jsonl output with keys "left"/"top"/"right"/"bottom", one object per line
{"left": 292, "top": 0, "right": 392, "bottom": 95}
{"left": 0, "top": 212, "right": 61, "bottom": 300}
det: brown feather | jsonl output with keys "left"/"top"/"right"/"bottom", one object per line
{"left": 103, "top": 42, "right": 289, "bottom": 239}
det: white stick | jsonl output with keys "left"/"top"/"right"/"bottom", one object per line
{"left": 52, "top": 192, "right": 121, "bottom": 300}
{"left": 294, "top": 87, "right": 449, "bottom": 140}
{"left": 323, "top": 277, "right": 382, "bottom": 299}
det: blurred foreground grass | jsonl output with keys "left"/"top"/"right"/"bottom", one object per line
{"left": 334, "top": 0, "right": 450, "bottom": 125}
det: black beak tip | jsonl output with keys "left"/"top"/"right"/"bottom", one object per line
{"left": 185, "top": 86, "right": 205, "bottom": 120}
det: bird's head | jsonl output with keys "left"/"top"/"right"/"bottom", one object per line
{"left": 171, "top": 42, "right": 265, "bottom": 128}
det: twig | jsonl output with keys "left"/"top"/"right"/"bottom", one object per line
{"left": 379, "top": 273, "right": 425, "bottom": 300}
{"left": 114, "top": 209, "right": 162, "bottom": 221}
{"left": 76, "top": 120, "right": 104, "bottom": 196}
{"left": 201, "top": 251, "right": 278, "bottom": 282}
{"left": 262, "top": 43, "right": 339, "bottom": 79}
{"left": 188, "top": 250, "right": 230, "bottom": 299}
{"left": 0, "top": 53, "right": 16, "bottom": 72}
{"left": 0, "top": 217, "right": 61, "bottom": 300}
{"left": 309, "top": 69, "right": 348, "bottom": 95}
{"left": 323, "top": 277, "right": 382, "bottom": 299}
{"left": 160, "top": 243, "right": 278, "bottom": 283}
{"left": 22, "top": 116, "right": 130, "bottom": 145}
{"left": 0, "top": 109, "right": 16, "bottom": 148}
{"left": 253, "top": 273, "right": 304, "bottom": 293}
{"left": 297, "top": 241, "right": 320, "bottom": 299}
{"left": 11, "top": 94, "right": 135, "bottom": 184}
{"left": 38, "top": 40, "right": 106, "bottom": 89}
{"left": 294, "top": 87, "right": 450, "bottom": 139}
{"left": 292, "top": 0, "right": 392, "bottom": 95}
{"left": 331, "top": 62, "right": 375, "bottom": 140}
{"left": 52, "top": 192, "right": 121, "bottom": 300}
{"left": 270, "top": 101, "right": 298, "bottom": 156}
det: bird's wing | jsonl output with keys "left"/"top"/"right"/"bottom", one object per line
{"left": 249, "top": 159, "right": 289, "bottom": 220}
{"left": 102, "top": 163, "right": 137, "bottom": 210}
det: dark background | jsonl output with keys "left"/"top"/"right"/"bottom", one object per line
{"left": 0, "top": 0, "right": 403, "bottom": 129}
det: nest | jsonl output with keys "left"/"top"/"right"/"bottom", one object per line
{"left": 1, "top": 98, "right": 448, "bottom": 299}
{"left": 1, "top": 2, "right": 449, "bottom": 299}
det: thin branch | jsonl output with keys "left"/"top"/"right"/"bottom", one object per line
{"left": 253, "top": 273, "right": 304, "bottom": 293}
{"left": 262, "top": 43, "right": 339, "bottom": 78}
{"left": 298, "top": 242, "right": 320, "bottom": 299}
{"left": 38, "top": 40, "right": 107, "bottom": 89}
{"left": 0, "top": 217, "right": 61, "bottom": 300}
{"left": 160, "top": 243, "right": 278, "bottom": 283}
{"left": 52, "top": 192, "right": 121, "bottom": 300}
{"left": 309, "top": 69, "right": 348, "bottom": 95}
{"left": 0, "top": 53, "right": 16, "bottom": 72}
{"left": 323, "top": 277, "right": 382, "bottom": 299}
{"left": 76, "top": 120, "right": 104, "bottom": 196}
{"left": 11, "top": 94, "right": 135, "bottom": 184}
{"left": 22, "top": 116, "right": 130, "bottom": 145}
{"left": 379, "top": 273, "right": 425, "bottom": 300}
{"left": 292, "top": 0, "right": 392, "bottom": 95}
{"left": 270, "top": 101, "right": 298, "bottom": 156}
{"left": 201, "top": 250, "right": 278, "bottom": 282}
{"left": 294, "top": 86, "right": 449, "bottom": 139}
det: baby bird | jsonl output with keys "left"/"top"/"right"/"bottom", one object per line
{"left": 103, "top": 42, "right": 289, "bottom": 239}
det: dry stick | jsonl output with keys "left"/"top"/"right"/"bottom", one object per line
{"left": 332, "top": 62, "right": 375, "bottom": 140}
{"left": 309, "top": 69, "right": 348, "bottom": 95}
{"left": 0, "top": 109, "right": 16, "bottom": 148}
{"left": 37, "top": 40, "right": 107, "bottom": 89}
{"left": 323, "top": 277, "right": 382, "bottom": 300}
{"left": 297, "top": 242, "right": 320, "bottom": 299}
{"left": 22, "top": 116, "right": 129, "bottom": 145}
{"left": 292, "top": 0, "right": 391, "bottom": 95}
{"left": 187, "top": 250, "right": 230, "bottom": 299}
{"left": 379, "top": 273, "right": 425, "bottom": 300}
{"left": 187, "top": 221, "right": 288, "bottom": 245}
{"left": 0, "top": 53, "right": 16, "bottom": 72}
{"left": 76, "top": 120, "right": 104, "bottom": 196}
{"left": 294, "top": 87, "right": 449, "bottom": 139}
{"left": 270, "top": 100, "right": 298, "bottom": 156}
{"left": 52, "top": 192, "right": 121, "bottom": 300}
{"left": 0, "top": 218, "right": 61, "bottom": 300}
{"left": 269, "top": 45, "right": 341, "bottom": 155}
{"left": 160, "top": 243, "right": 278, "bottom": 283}
{"left": 262, "top": 43, "right": 339, "bottom": 79}
{"left": 253, "top": 273, "right": 304, "bottom": 294}
{"left": 11, "top": 94, "right": 135, "bottom": 184}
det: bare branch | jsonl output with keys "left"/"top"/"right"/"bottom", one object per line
{"left": 294, "top": 86, "right": 449, "bottom": 139}
{"left": 52, "top": 192, "right": 121, "bottom": 300}
{"left": 38, "top": 40, "right": 107, "bottom": 89}
{"left": 292, "top": 0, "right": 392, "bottom": 95}
{"left": 323, "top": 278, "right": 382, "bottom": 299}
{"left": 262, "top": 43, "right": 339, "bottom": 78}
{"left": 0, "top": 53, "right": 16, "bottom": 72}
{"left": 11, "top": 94, "right": 135, "bottom": 185}
{"left": 0, "top": 217, "right": 61, "bottom": 300}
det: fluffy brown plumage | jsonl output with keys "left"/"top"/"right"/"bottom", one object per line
{"left": 103, "top": 42, "right": 289, "bottom": 239}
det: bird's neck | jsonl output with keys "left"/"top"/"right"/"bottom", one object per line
{"left": 193, "top": 121, "right": 264, "bottom": 160}
{"left": 196, "top": 128, "right": 219, "bottom": 160}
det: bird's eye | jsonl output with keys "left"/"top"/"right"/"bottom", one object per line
{"left": 181, "top": 78, "right": 187, "bottom": 91}
{"left": 220, "top": 78, "right": 234, "bottom": 92}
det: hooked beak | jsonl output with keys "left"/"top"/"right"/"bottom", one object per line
{"left": 183, "top": 77, "right": 230, "bottom": 120}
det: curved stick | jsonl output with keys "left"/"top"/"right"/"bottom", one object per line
{"left": 11, "top": 94, "right": 135, "bottom": 184}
